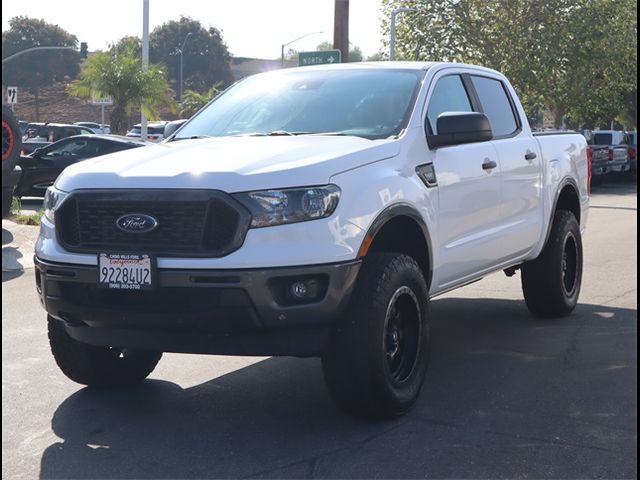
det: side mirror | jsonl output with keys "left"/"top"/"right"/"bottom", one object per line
{"left": 429, "top": 112, "right": 493, "bottom": 148}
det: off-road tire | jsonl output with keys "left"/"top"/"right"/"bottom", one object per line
{"left": 48, "top": 315, "right": 162, "bottom": 387}
{"left": 2, "top": 105, "right": 21, "bottom": 177}
{"left": 521, "top": 210, "right": 583, "bottom": 317}
{"left": 322, "top": 253, "right": 430, "bottom": 418}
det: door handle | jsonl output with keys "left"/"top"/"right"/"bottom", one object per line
{"left": 482, "top": 159, "right": 497, "bottom": 170}
{"left": 525, "top": 151, "right": 537, "bottom": 161}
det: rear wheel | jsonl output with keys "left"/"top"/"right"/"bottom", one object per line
{"left": 322, "top": 253, "right": 430, "bottom": 418}
{"left": 521, "top": 210, "right": 583, "bottom": 317}
{"left": 48, "top": 315, "right": 162, "bottom": 387}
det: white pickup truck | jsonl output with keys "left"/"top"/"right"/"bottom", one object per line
{"left": 36, "top": 62, "right": 589, "bottom": 417}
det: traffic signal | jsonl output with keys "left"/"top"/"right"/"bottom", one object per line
{"left": 80, "top": 42, "right": 88, "bottom": 59}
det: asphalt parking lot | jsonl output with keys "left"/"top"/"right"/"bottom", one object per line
{"left": 2, "top": 179, "right": 637, "bottom": 479}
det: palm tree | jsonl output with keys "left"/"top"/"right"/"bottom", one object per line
{"left": 179, "top": 83, "right": 222, "bottom": 118}
{"left": 68, "top": 45, "right": 176, "bottom": 134}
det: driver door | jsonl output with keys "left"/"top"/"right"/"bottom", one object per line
{"left": 425, "top": 74, "right": 504, "bottom": 291}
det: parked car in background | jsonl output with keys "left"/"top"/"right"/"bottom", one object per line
{"left": 15, "top": 135, "right": 146, "bottom": 198}
{"left": 18, "top": 120, "right": 28, "bottom": 136}
{"left": 22, "top": 123, "right": 95, "bottom": 154}
{"left": 628, "top": 130, "right": 637, "bottom": 175}
{"left": 74, "top": 122, "right": 111, "bottom": 134}
{"left": 126, "top": 121, "right": 168, "bottom": 142}
{"left": 163, "top": 119, "right": 188, "bottom": 139}
{"left": 588, "top": 130, "right": 630, "bottom": 179}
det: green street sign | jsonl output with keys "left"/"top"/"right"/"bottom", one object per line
{"left": 298, "top": 50, "right": 342, "bottom": 67}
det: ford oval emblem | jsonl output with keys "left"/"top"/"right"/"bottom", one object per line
{"left": 116, "top": 213, "right": 159, "bottom": 233}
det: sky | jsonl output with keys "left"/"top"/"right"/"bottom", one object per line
{"left": 2, "top": 0, "right": 385, "bottom": 59}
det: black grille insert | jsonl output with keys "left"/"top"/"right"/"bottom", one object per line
{"left": 57, "top": 190, "right": 251, "bottom": 257}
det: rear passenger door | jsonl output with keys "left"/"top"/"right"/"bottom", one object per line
{"left": 469, "top": 75, "right": 543, "bottom": 260}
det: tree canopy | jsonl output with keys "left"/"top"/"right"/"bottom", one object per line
{"left": 381, "top": 0, "right": 637, "bottom": 128}
{"left": 150, "top": 17, "right": 234, "bottom": 95}
{"left": 68, "top": 44, "right": 176, "bottom": 134}
{"left": 2, "top": 16, "right": 81, "bottom": 120}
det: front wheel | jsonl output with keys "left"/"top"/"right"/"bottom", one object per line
{"left": 521, "top": 210, "right": 583, "bottom": 317}
{"left": 48, "top": 316, "right": 162, "bottom": 387}
{"left": 322, "top": 253, "right": 431, "bottom": 418}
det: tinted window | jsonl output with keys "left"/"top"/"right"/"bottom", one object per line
{"left": 470, "top": 76, "right": 518, "bottom": 137}
{"left": 426, "top": 75, "right": 473, "bottom": 134}
{"left": 100, "top": 141, "right": 140, "bottom": 155}
{"left": 593, "top": 133, "right": 613, "bottom": 145}
{"left": 129, "top": 126, "right": 165, "bottom": 134}
{"left": 44, "top": 139, "right": 100, "bottom": 158}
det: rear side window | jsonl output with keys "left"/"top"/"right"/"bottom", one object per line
{"left": 426, "top": 75, "right": 473, "bottom": 134}
{"left": 470, "top": 76, "right": 519, "bottom": 137}
{"left": 593, "top": 133, "right": 613, "bottom": 145}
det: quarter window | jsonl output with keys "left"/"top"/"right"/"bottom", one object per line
{"left": 470, "top": 76, "right": 519, "bottom": 137}
{"left": 426, "top": 75, "right": 473, "bottom": 134}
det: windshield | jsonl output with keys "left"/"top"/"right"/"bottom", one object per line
{"left": 174, "top": 68, "right": 423, "bottom": 140}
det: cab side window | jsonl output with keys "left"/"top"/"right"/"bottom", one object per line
{"left": 470, "top": 76, "right": 519, "bottom": 137}
{"left": 426, "top": 75, "right": 473, "bottom": 135}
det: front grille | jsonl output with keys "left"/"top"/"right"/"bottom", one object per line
{"left": 57, "top": 190, "right": 251, "bottom": 257}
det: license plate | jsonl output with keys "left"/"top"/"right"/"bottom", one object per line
{"left": 98, "top": 253, "right": 154, "bottom": 290}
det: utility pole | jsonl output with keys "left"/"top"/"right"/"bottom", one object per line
{"left": 390, "top": 8, "right": 417, "bottom": 61}
{"left": 141, "top": 0, "right": 149, "bottom": 141}
{"left": 178, "top": 32, "right": 193, "bottom": 101}
{"left": 333, "top": 0, "right": 349, "bottom": 62}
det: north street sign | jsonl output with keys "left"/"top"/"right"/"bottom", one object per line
{"left": 298, "top": 50, "right": 341, "bottom": 67}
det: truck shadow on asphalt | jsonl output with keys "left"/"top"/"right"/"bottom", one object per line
{"left": 2, "top": 226, "right": 24, "bottom": 281}
{"left": 39, "top": 298, "right": 636, "bottom": 479}
{"left": 590, "top": 176, "right": 637, "bottom": 196}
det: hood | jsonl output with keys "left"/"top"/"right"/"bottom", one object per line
{"left": 55, "top": 136, "right": 400, "bottom": 192}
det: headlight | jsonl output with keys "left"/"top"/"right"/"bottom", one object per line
{"left": 43, "top": 187, "right": 68, "bottom": 223}
{"left": 233, "top": 185, "right": 341, "bottom": 228}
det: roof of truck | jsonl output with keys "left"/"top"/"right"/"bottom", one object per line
{"left": 257, "top": 61, "right": 504, "bottom": 79}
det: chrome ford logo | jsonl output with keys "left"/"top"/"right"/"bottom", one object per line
{"left": 116, "top": 214, "right": 158, "bottom": 233}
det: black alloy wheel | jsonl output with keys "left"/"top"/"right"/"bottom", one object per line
{"left": 384, "top": 286, "right": 421, "bottom": 383}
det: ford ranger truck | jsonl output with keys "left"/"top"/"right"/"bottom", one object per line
{"left": 35, "top": 63, "right": 589, "bottom": 418}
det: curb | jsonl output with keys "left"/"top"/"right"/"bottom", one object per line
{"left": 2, "top": 220, "right": 39, "bottom": 272}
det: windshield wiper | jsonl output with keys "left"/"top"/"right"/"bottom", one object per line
{"left": 235, "top": 130, "right": 312, "bottom": 137}
{"left": 171, "top": 135, "right": 214, "bottom": 142}
{"left": 308, "top": 131, "right": 349, "bottom": 136}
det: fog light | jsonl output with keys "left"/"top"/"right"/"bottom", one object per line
{"left": 288, "top": 279, "right": 319, "bottom": 300}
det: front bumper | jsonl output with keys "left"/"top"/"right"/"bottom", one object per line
{"left": 36, "top": 257, "right": 361, "bottom": 357}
